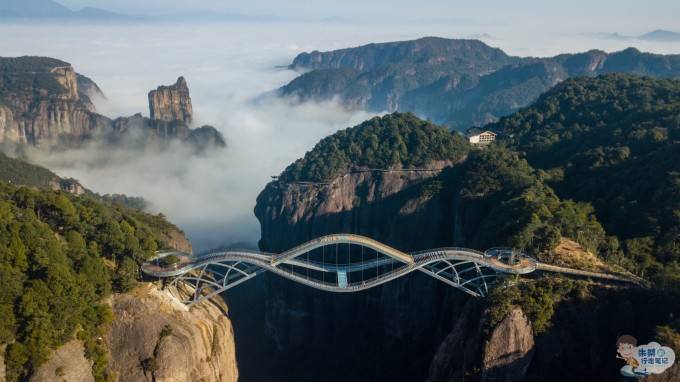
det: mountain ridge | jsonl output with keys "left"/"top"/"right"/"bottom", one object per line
{"left": 0, "top": 0, "right": 130, "bottom": 20}
{"left": 281, "top": 37, "right": 680, "bottom": 130}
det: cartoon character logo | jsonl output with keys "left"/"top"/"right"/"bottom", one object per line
{"left": 617, "top": 335, "right": 642, "bottom": 377}
{"left": 616, "top": 335, "right": 676, "bottom": 378}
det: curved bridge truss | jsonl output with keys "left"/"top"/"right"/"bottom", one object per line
{"left": 142, "top": 234, "right": 639, "bottom": 306}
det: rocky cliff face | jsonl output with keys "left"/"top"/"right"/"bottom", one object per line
{"left": 425, "top": 305, "right": 535, "bottom": 382}
{"left": 250, "top": 148, "right": 661, "bottom": 381}
{"left": 249, "top": 160, "right": 501, "bottom": 381}
{"left": 0, "top": 57, "right": 224, "bottom": 152}
{"left": 242, "top": 162, "right": 470, "bottom": 382}
{"left": 256, "top": 161, "right": 453, "bottom": 252}
{"left": 105, "top": 284, "right": 238, "bottom": 382}
{"left": 0, "top": 346, "right": 5, "bottom": 382}
{"left": 29, "top": 340, "right": 94, "bottom": 382}
{"left": 15, "top": 284, "right": 238, "bottom": 382}
{"left": 481, "top": 308, "right": 535, "bottom": 382}
{"left": 0, "top": 60, "right": 110, "bottom": 147}
{"left": 149, "top": 77, "right": 193, "bottom": 125}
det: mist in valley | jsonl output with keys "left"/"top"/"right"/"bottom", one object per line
{"left": 2, "top": 20, "right": 680, "bottom": 252}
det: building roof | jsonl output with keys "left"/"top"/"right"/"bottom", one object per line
{"left": 466, "top": 129, "right": 497, "bottom": 137}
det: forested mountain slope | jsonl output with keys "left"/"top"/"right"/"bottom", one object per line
{"left": 491, "top": 74, "right": 680, "bottom": 283}
{"left": 281, "top": 37, "right": 680, "bottom": 130}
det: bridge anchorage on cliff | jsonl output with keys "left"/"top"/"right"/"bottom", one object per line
{"left": 141, "top": 234, "right": 640, "bottom": 306}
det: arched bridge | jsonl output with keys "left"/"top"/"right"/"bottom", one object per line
{"left": 142, "top": 234, "right": 640, "bottom": 306}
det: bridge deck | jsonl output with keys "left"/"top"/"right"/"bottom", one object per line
{"left": 142, "top": 234, "right": 642, "bottom": 305}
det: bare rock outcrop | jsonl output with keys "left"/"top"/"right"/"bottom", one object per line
{"left": 159, "top": 228, "right": 193, "bottom": 254}
{"left": 29, "top": 340, "right": 94, "bottom": 382}
{"left": 49, "top": 178, "right": 87, "bottom": 196}
{"left": 425, "top": 305, "right": 535, "bottom": 382}
{"left": 0, "top": 345, "right": 5, "bottom": 382}
{"left": 50, "top": 66, "right": 80, "bottom": 101}
{"left": 149, "top": 77, "right": 193, "bottom": 125}
{"left": 481, "top": 307, "right": 535, "bottom": 382}
{"left": 105, "top": 284, "right": 238, "bottom": 382}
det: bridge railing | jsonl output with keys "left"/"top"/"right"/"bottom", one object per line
{"left": 410, "top": 247, "right": 486, "bottom": 257}
{"left": 195, "top": 248, "right": 274, "bottom": 260}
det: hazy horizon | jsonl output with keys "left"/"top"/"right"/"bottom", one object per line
{"left": 50, "top": 0, "right": 680, "bottom": 33}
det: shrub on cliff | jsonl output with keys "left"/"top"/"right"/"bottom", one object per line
{"left": 280, "top": 112, "right": 470, "bottom": 182}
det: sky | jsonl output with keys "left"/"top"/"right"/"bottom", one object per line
{"left": 55, "top": 0, "right": 680, "bottom": 33}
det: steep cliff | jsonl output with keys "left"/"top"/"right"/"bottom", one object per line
{"left": 249, "top": 155, "right": 497, "bottom": 381}
{"left": 425, "top": 305, "right": 535, "bottom": 382}
{"left": 481, "top": 308, "right": 535, "bottom": 382}
{"left": 257, "top": 161, "right": 454, "bottom": 252}
{"left": 0, "top": 57, "right": 110, "bottom": 146}
{"left": 105, "top": 284, "right": 238, "bottom": 382}
{"left": 0, "top": 56, "right": 224, "bottom": 152}
{"left": 251, "top": 150, "right": 669, "bottom": 382}
{"left": 21, "top": 284, "right": 238, "bottom": 382}
{"left": 149, "top": 77, "right": 193, "bottom": 125}
{"left": 238, "top": 114, "right": 468, "bottom": 381}
{"left": 248, "top": 111, "right": 678, "bottom": 381}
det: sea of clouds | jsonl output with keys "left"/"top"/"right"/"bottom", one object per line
{"left": 1, "top": 20, "right": 679, "bottom": 251}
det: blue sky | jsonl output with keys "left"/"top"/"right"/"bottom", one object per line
{"left": 57, "top": 0, "right": 680, "bottom": 32}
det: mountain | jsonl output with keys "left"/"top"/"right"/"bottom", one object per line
{"left": 0, "top": 0, "right": 72, "bottom": 18}
{"left": 0, "top": 136, "right": 241, "bottom": 381}
{"left": 278, "top": 112, "right": 469, "bottom": 182}
{"left": 242, "top": 81, "right": 680, "bottom": 381}
{"left": 489, "top": 74, "right": 680, "bottom": 280}
{"left": 280, "top": 37, "right": 680, "bottom": 130}
{"left": 0, "top": 173, "right": 240, "bottom": 380}
{"left": 0, "top": 56, "right": 225, "bottom": 152}
{"left": 640, "top": 29, "right": 680, "bottom": 42}
{"left": 0, "top": 0, "right": 129, "bottom": 20}
{"left": 288, "top": 37, "right": 514, "bottom": 73}
{"left": 0, "top": 150, "right": 156, "bottom": 211}
{"left": 0, "top": 150, "right": 86, "bottom": 193}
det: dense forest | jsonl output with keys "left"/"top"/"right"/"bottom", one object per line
{"left": 490, "top": 74, "right": 680, "bottom": 286}
{"left": 475, "top": 75, "right": 680, "bottom": 359}
{"left": 280, "top": 112, "right": 470, "bottom": 182}
{"left": 0, "top": 179, "right": 183, "bottom": 381}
